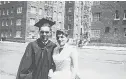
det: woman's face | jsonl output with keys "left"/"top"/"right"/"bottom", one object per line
{"left": 57, "top": 34, "right": 68, "bottom": 46}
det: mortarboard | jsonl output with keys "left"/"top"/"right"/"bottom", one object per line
{"left": 34, "top": 18, "right": 56, "bottom": 28}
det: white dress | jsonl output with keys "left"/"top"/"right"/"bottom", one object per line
{"left": 51, "top": 44, "right": 77, "bottom": 79}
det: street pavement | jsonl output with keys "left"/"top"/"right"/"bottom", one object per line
{"left": 0, "top": 41, "right": 126, "bottom": 79}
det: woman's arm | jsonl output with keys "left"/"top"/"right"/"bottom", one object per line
{"left": 71, "top": 47, "right": 79, "bottom": 79}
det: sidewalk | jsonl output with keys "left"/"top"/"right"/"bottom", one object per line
{"left": 82, "top": 46, "right": 126, "bottom": 51}
{"left": 1, "top": 41, "right": 126, "bottom": 51}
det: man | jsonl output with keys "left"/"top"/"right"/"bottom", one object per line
{"left": 16, "top": 18, "right": 56, "bottom": 79}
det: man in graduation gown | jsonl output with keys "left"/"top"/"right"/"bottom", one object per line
{"left": 16, "top": 18, "right": 57, "bottom": 79}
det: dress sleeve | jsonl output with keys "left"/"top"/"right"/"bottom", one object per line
{"left": 16, "top": 42, "right": 34, "bottom": 79}
{"left": 70, "top": 46, "right": 79, "bottom": 78}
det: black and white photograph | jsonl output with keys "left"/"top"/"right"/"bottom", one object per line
{"left": 0, "top": 1, "right": 126, "bottom": 79}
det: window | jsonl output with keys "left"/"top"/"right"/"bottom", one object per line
{"left": 17, "top": 7, "right": 22, "bottom": 14}
{"left": 6, "top": 20, "right": 8, "bottom": 26}
{"left": 93, "top": 12, "right": 101, "bottom": 21}
{"left": 30, "top": 18, "right": 35, "bottom": 25}
{"left": 68, "top": 7, "right": 72, "bottom": 12}
{"left": 3, "top": 9, "right": 5, "bottom": 15}
{"left": 68, "top": 24, "right": 72, "bottom": 30}
{"left": 2, "top": 20, "right": 4, "bottom": 26}
{"left": 59, "top": 1, "right": 63, "bottom": 8}
{"left": 105, "top": 27, "right": 110, "bottom": 33}
{"left": 69, "top": 1, "right": 72, "bottom": 3}
{"left": 0, "top": 9, "right": 1, "bottom": 16}
{"left": 4, "top": 1, "right": 6, "bottom": 4}
{"left": 16, "top": 19, "right": 21, "bottom": 26}
{"left": 11, "top": 7, "right": 14, "bottom": 13}
{"left": 114, "top": 10, "right": 120, "bottom": 20}
{"left": 10, "top": 19, "right": 13, "bottom": 25}
{"left": 7, "top": 9, "right": 9, "bottom": 15}
{"left": 58, "top": 12, "right": 62, "bottom": 21}
{"left": 15, "top": 31, "right": 21, "bottom": 38}
{"left": 39, "top": 8, "right": 42, "bottom": 15}
{"left": 1, "top": 33, "right": 4, "bottom": 37}
{"left": 9, "top": 32, "right": 11, "bottom": 37}
{"left": 8, "top": 1, "right": 10, "bottom": 3}
{"left": 114, "top": 28, "right": 118, "bottom": 34}
{"left": 0, "top": 1, "right": 1, "bottom": 5}
{"left": 93, "top": 1, "right": 100, "bottom": 5}
{"left": 30, "top": 6, "right": 36, "bottom": 14}
{"left": 91, "top": 29, "right": 100, "bottom": 38}
{"left": 68, "top": 15, "right": 72, "bottom": 22}
{"left": 123, "top": 10, "right": 126, "bottom": 20}
{"left": 124, "top": 28, "right": 126, "bottom": 37}
{"left": 53, "top": 11, "right": 57, "bottom": 21}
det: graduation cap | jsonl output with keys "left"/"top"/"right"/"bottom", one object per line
{"left": 34, "top": 18, "right": 56, "bottom": 29}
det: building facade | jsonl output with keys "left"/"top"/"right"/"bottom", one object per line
{"left": 0, "top": 1, "right": 92, "bottom": 42}
{"left": 26, "top": 1, "right": 45, "bottom": 42}
{"left": 52, "top": 1, "right": 65, "bottom": 39}
{"left": 0, "top": 1, "right": 27, "bottom": 42}
{"left": 0, "top": 1, "right": 45, "bottom": 42}
{"left": 91, "top": 1, "right": 126, "bottom": 44}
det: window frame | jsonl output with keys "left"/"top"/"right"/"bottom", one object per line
{"left": 114, "top": 10, "right": 120, "bottom": 20}
{"left": 15, "top": 30, "right": 22, "bottom": 38}
{"left": 2, "top": 20, "right": 4, "bottom": 26}
{"left": 91, "top": 29, "right": 100, "bottom": 38}
{"left": 93, "top": 12, "right": 101, "bottom": 21}
{"left": 39, "top": 8, "right": 42, "bottom": 15}
{"left": 105, "top": 27, "right": 110, "bottom": 33}
{"left": 17, "top": 7, "right": 22, "bottom": 14}
{"left": 3, "top": 8, "right": 5, "bottom": 15}
{"left": 16, "top": 19, "right": 22, "bottom": 26}
{"left": 6, "top": 20, "right": 8, "bottom": 26}
{"left": 30, "top": 6, "right": 37, "bottom": 14}
{"left": 30, "top": 18, "right": 35, "bottom": 25}
{"left": 123, "top": 10, "right": 126, "bottom": 20}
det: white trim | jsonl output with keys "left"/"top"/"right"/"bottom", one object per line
{"left": 123, "top": 12, "right": 126, "bottom": 20}
{"left": 123, "top": 18, "right": 126, "bottom": 20}
{"left": 14, "top": 37, "right": 22, "bottom": 38}
{"left": 2, "top": 21, "right": 4, "bottom": 26}
{"left": 114, "top": 18, "right": 120, "bottom": 20}
{"left": 6, "top": 21, "right": 8, "bottom": 26}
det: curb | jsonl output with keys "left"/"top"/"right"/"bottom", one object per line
{"left": 81, "top": 46, "right": 126, "bottom": 51}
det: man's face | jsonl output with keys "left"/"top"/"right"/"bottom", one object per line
{"left": 39, "top": 25, "right": 50, "bottom": 42}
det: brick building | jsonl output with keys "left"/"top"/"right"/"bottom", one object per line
{"left": 91, "top": 1, "right": 126, "bottom": 44}
{"left": 0, "top": 1, "right": 92, "bottom": 42}
{"left": 0, "top": 1, "right": 45, "bottom": 42}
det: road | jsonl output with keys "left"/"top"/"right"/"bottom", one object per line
{"left": 78, "top": 48, "right": 126, "bottom": 79}
{"left": 0, "top": 42, "right": 126, "bottom": 79}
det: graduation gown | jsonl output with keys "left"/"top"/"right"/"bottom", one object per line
{"left": 16, "top": 39, "right": 57, "bottom": 79}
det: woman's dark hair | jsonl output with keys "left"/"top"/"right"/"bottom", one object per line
{"left": 56, "top": 30, "right": 69, "bottom": 40}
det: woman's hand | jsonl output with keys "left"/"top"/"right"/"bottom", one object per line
{"left": 48, "top": 69, "right": 54, "bottom": 78}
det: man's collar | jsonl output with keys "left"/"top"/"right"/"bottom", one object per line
{"left": 42, "top": 40, "right": 49, "bottom": 45}
{"left": 37, "top": 38, "right": 51, "bottom": 48}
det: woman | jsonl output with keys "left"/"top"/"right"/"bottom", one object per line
{"left": 48, "top": 29, "right": 79, "bottom": 79}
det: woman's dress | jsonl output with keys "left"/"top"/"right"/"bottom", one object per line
{"left": 51, "top": 44, "right": 76, "bottom": 79}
